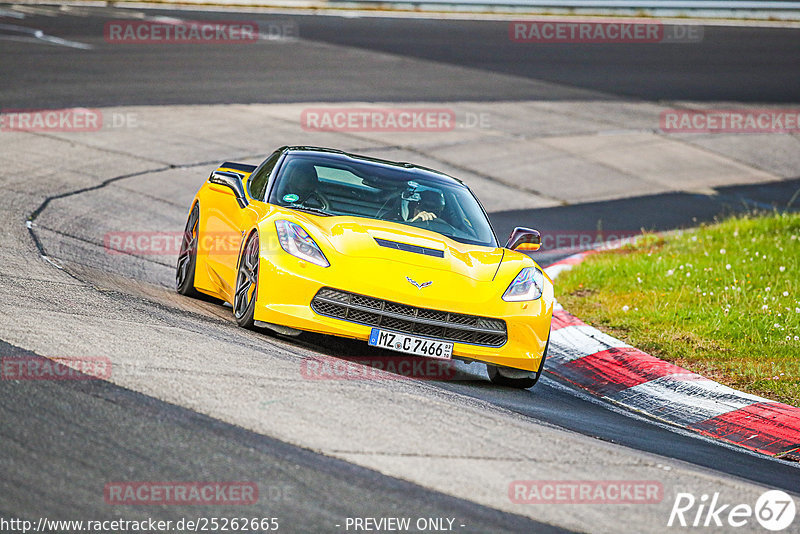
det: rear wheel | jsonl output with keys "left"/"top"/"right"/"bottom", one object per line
{"left": 487, "top": 333, "right": 549, "bottom": 389}
{"left": 233, "top": 232, "right": 259, "bottom": 329}
{"left": 176, "top": 203, "right": 201, "bottom": 297}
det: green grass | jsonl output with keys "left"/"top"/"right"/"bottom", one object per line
{"left": 557, "top": 211, "right": 800, "bottom": 406}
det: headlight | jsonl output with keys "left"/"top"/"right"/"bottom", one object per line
{"left": 502, "top": 266, "right": 544, "bottom": 301}
{"left": 275, "top": 220, "right": 330, "bottom": 267}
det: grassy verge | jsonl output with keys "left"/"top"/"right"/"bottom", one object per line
{"left": 557, "top": 211, "right": 800, "bottom": 406}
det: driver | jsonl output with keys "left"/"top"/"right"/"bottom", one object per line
{"left": 408, "top": 190, "right": 445, "bottom": 223}
{"left": 279, "top": 160, "right": 326, "bottom": 209}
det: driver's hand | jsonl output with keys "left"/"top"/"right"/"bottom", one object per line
{"left": 410, "top": 211, "right": 437, "bottom": 222}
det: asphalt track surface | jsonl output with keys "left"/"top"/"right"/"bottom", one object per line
{"left": 1, "top": 5, "right": 800, "bottom": 532}
{"left": 1, "top": 7, "right": 800, "bottom": 107}
{"left": 0, "top": 340, "right": 560, "bottom": 533}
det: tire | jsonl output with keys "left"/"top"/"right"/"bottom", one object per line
{"left": 176, "top": 203, "right": 202, "bottom": 298}
{"left": 233, "top": 231, "right": 259, "bottom": 329}
{"left": 487, "top": 333, "right": 550, "bottom": 389}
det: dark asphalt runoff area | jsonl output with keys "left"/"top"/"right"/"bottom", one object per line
{"left": 1, "top": 4, "right": 799, "bottom": 530}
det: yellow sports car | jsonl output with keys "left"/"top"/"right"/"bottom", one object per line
{"left": 176, "top": 146, "right": 554, "bottom": 388}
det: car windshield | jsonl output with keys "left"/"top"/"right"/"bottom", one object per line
{"left": 267, "top": 153, "right": 497, "bottom": 247}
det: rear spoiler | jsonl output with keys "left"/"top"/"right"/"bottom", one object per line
{"left": 219, "top": 161, "right": 257, "bottom": 174}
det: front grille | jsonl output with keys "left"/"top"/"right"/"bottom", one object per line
{"left": 311, "top": 288, "right": 507, "bottom": 347}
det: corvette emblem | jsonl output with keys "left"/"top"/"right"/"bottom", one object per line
{"left": 406, "top": 276, "right": 432, "bottom": 290}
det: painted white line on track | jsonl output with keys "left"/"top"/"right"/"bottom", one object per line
{"left": 0, "top": 8, "right": 25, "bottom": 18}
{"left": 0, "top": 23, "right": 93, "bottom": 49}
{"left": 139, "top": 14, "right": 297, "bottom": 42}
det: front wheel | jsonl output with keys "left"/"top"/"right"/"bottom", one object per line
{"left": 487, "top": 333, "right": 549, "bottom": 389}
{"left": 233, "top": 232, "right": 260, "bottom": 329}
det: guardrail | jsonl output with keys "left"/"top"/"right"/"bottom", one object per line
{"left": 330, "top": 0, "right": 800, "bottom": 17}
{"left": 333, "top": 0, "right": 800, "bottom": 5}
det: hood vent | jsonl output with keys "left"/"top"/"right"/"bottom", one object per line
{"left": 374, "top": 238, "right": 444, "bottom": 258}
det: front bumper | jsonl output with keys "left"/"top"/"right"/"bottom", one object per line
{"left": 253, "top": 250, "right": 553, "bottom": 372}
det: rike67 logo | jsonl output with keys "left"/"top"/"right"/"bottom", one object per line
{"left": 668, "top": 490, "right": 796, "bottom": 531}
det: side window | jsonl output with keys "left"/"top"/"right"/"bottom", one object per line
{"left": 247, "top": 151, "right": 281, "bottom": 201}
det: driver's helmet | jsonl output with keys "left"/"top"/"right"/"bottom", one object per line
{"left": 279, "top": 160, "right": 320, "bottom": 204}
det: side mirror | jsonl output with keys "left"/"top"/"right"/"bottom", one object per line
{"left": 505, "top": 227, "right": 541, "bottom": 251}
{"left": 209, "top": 171, "right": 249, "bottom": 209}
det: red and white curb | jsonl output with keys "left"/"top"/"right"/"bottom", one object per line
{"left": 543, "top": 252, "right": 800, "bottom": 460}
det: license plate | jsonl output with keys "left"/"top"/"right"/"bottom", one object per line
{"left": 368, "top": 328, "right": 453, "bottom": 359}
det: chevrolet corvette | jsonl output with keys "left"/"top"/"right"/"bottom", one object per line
{"left": 176, "top": 146, "right": 554, "bottom": 388}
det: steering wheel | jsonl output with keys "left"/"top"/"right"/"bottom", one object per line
{"left": 415, "top": 217, "right": 455, "bottom": 234}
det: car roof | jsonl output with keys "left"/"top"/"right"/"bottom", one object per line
{"left": 281, "top": 146, "right": 465, "bottom": 186}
